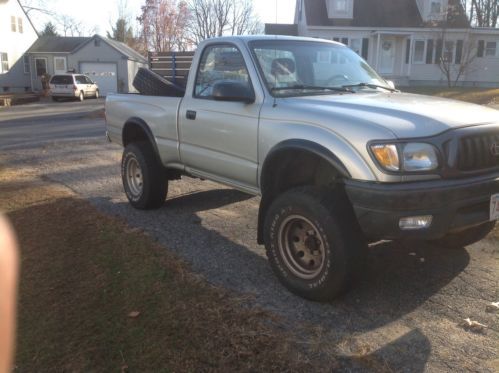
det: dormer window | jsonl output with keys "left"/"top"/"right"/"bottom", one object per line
{"left": 326, "top": 0, "right": 354, "bottom": 19}
{"left": 430, "top": 0, "right": 442, "bottom": 14}
{"left": 335, "top": 0, "right": 347, "bottom": 11}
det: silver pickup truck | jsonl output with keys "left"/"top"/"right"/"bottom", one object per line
{"left": 106, "top": 35, "right": 499, "bottom": 301}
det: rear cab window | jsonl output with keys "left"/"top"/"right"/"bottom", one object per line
{"left": 50, "top": 75, "right": 74, "bottom": 85}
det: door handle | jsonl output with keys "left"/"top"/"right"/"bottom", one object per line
{"left": 186, "top": 110, "right": 196, "bottom": 120}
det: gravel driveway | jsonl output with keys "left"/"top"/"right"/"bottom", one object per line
{"left": 1, "top": 105, "right": 498, "bottom": 372}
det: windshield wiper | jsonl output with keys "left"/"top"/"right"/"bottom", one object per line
{"left": 270, "top": 85, "right": 352, "bottom": 93}
{"left": 342, "top": 82, "right": 397, "bottom": 92}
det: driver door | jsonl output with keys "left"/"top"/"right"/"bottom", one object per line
{"left": 179, "top": 44, "right": 262, "bottom": 190}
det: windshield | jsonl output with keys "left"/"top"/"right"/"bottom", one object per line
{"left": 249, "top": 40, "right": 389, "bottom": 97}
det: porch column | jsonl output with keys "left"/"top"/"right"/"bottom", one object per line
{"left": 375, "top": 33, "right": 381, "bottom": 70}
{"left": 408, "top": 34, "right": 414, "bottom": 78}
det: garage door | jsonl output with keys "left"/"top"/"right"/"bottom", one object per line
{"left": 80, "top": 62, "right": 118, "bottom": 96}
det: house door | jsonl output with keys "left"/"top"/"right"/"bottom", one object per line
{"left": 35, "top": 58, "right": 48, "bottom": 91}
{"left": 379, "top": 37, "right": 396, "bottom": 75}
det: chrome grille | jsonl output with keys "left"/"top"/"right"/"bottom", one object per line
{"left": 457, "top": 132, "right": 499, "bottom": 171}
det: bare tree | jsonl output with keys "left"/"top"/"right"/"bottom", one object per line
{"left": 137, "top": 0, "right": 191, "bottom": 52}
{"left": 470, "top": 0, "right": 499, "bottom": 27}
{"left": 436, "top": 5, "right": 478, "bottom": 87}
{"left": 19, "top": 0, "right": 54, "bottom": 17}
{"left": 188, "top": 0, "right": 261, "bottom": 45}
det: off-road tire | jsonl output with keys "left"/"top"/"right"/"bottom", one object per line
{"left": 121, "top": 142, "right": 168, "bottom": 209}
{"left": 430, "top": 221, "right": 496, "bottom": 249}
{"left": 132, "top": 67, "right": 185, "bottom": 97}
{"left": 263, "top": 186, "right": 367, "bottom": 302}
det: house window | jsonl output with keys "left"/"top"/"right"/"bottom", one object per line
{"left": 11, "top": 16, "right": 16, "bottom": 32}
{"left": 443, "top": 41, "right": 455, "bottom": 62}
{"left": 350, "top": 38, "right": 362, "bottom": 55}
{"left": 54, "top": 57, "right": 67, "bottom": 73}
{"left": 335, "top": 0, "right": 347, "bottom": 11}
{"left": 430, "top": 1, "right": 442, "bottom": 14}
{"left": 18, "top": 18, "right": 23, "bottom": 33}
{"left": 485, "top": 41, "right": 497, "bottom": 57}
{"left": 0, "top": 53, "right": 9, "bottom": 73}
{"left": 23, "top": 55, "right": 30, "bottom": 74}
{"left": 413, "top": 40, "right": 426, "bottom": 63}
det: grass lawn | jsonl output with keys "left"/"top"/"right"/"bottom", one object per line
{"left": 0, "top": 167, "right": 319, "bottom": 372}
{"left": 401, "top": 87, "right": 499, "bottom": 105}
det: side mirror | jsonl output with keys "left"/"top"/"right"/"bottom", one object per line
{"left": 386, "top": 80, "right": 396, "bottom": 90}
{"left": 212, "top": 81, "right": 255, "bottom": 104}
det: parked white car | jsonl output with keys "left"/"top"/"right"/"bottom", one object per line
{"left": 49, "top": 74, "right": 100, "bottom": 102}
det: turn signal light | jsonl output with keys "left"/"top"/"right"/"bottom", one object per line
{"left": 371, "top": 144, "right": 400, "bottom": 171}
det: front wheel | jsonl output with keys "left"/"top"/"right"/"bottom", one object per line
{"left": 121, "top": 142, "right": 168, "bottom": 209}
{"left": 429, "top": 221, "right": 496, "bottom": 249}
{"left": 95, "top": 90, "right": 100, "bottom": 99}
{"left": 78, "top": 91, "right": 84, "bottom": 101}
{"left": 263, "top": 186, "right": 367, "bottom": 301}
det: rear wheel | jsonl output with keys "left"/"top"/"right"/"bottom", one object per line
{"left": 121, "top": 142, "right": 168, "bottom": 209}
{"left": 430, "top": 221, "right": 496, "bottom": 249}
{"left": 263, "top": 186, "right": 367, "bottom": 301}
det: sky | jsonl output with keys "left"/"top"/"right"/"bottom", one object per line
{"left": 27, "top": 0, "right": 296, "bottom": 36}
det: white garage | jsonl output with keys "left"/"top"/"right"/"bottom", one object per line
{"left": 27, "top": 35, "right": 148, "bottom": 94}
{"left": 80, "top": 62, "right": 118, "bottom": 96}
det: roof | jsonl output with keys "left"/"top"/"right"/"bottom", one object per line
{"left": 28, "top": 36, "right": 91, "bottom": 53}
{"left": 27, "top": 35, "right": 147, "bottom": 63}
{"left": 95, "top": 36, "right": 147, "bottom": 63}
{"left": 303, "top": 0, "right": 469, "bottom": 28}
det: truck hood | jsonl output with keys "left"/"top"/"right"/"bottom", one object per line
{"left": 295, "top": 92, "right": 499, "bottom": 138}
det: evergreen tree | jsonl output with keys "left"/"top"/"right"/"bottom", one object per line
{"left": 40, "top": 22, "right": 58, "bottom": 36}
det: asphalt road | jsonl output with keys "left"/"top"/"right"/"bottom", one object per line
{"left": 0, "top": 98, "right": 104, "bottom": 150}
{"left": 1, "top": 100, "right": 498, "bottom": 372}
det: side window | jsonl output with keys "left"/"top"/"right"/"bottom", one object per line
{"left": 194, "top": 45, "right": 251, "bottom": 99}
{"left": 75, "top": 76, "right": 86, "bottom": 84}
{"left": 84, "top": 76, "right": 93, "bottom": 84}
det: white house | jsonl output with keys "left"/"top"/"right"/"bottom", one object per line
{"left": 0, "top": 0, "right": 39, "bottom": 93}
{"left": 265, "top": 0, "right": 499, "bottom": 87}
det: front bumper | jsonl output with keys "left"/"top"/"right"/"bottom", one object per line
{"left": 344, "top": 173, "right": 499, "bottom": 240}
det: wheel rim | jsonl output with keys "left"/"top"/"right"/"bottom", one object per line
{"left": 126, "top": 157, "right": 143, "bottom": 198}
{"left": 278, "top": 215, "right": 326, "bottom": 280}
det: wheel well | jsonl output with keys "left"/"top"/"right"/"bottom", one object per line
{"left": 122, "top": 121, "right": 151, "bottom": 147}
{"left": 257, "top": 149, "right": 348, "bottom": 244}
{"left": 261, "top": 149, "right": 344, "bottom": 197}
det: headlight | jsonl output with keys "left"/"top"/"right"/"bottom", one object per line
{"left": 370, "top": 142, "right": 438, "bottom": 172}
{"left": 402, "top": 143, "right": 438, "bottom": 171}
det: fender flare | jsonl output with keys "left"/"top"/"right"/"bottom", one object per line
{"left": 257, "top": 139, "right": 351, "bottom": 244}
{"left": 122, "top": 117, "right": 161, "bottom": 159}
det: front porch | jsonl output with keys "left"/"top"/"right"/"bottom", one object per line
{"left": 370, "top": 31, "right": 413, "bottom": 85}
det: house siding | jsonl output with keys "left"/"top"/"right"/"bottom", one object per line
{"left": 0, "top": 0, "right": 38, "bottom": 92}
{"left": 271, "top": 0, "right": 499, "bottom": 87}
